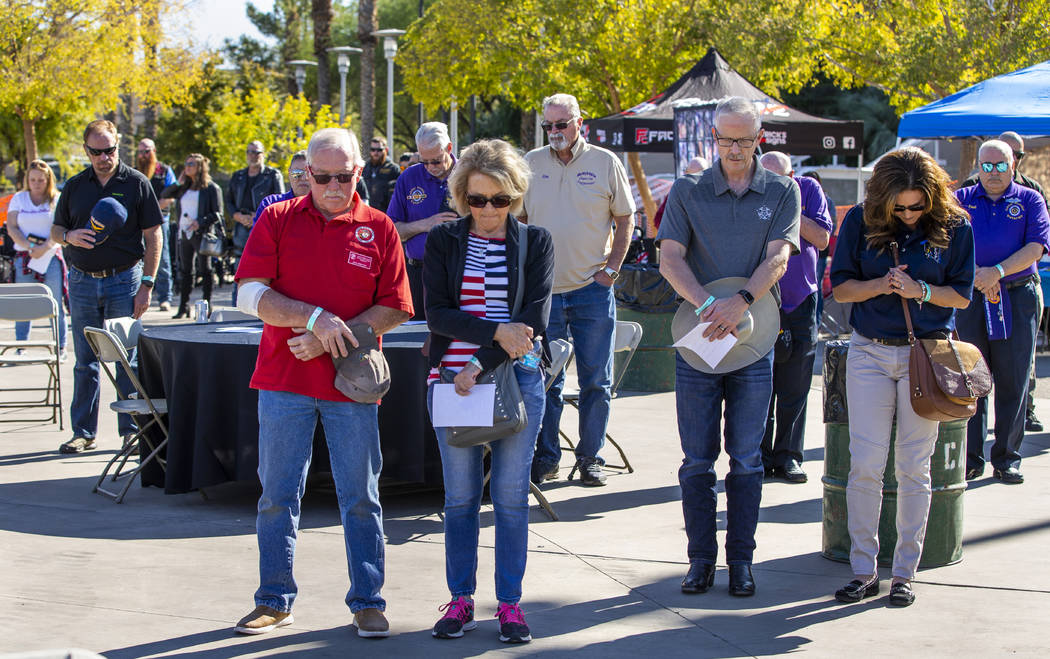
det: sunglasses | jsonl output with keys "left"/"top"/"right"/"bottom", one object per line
{"left": 309, "top": 167, "right": 357, "bottom": 184}
{"left": 247, "top": 149, "right": 264, "bottom": 155}
{"left": 369, "top": 147, "right": 385, "bottom": 152}
{"left": 540, "top": 120, "right": 573, "bottom": 131}
{"left": 86, "top": 145, "right": 117, "bottom": 156}
{"left": 288, "top": 169, "right": 308, "bottom": 181}
{"left": 893, "top": 203, "right": 925, "bottom": 213}
{"left": 980, "top": 161, "right": 1009, "bottom": 173}
{"left": 420, "top": 157, "right": 447, "bottom": 167}
{"left": 184, "top": 161, "right": 199, "bottom": 167}
{"left": 713, "top": 131, "right": 759, "bottom": 148}
{"left": 466, "top": 194, "right": 513, "bottom": 208}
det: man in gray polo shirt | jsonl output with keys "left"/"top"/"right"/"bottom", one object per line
{"left": 658, "top": 97, "right": 800, "bottom": 597}
{"left": 521, "top": 92, "right": 636, "bottom": 487}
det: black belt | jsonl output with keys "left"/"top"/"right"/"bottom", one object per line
{"left": 71, "top": 261, "right": 138, "bottom": 278}
{"left": 406, "top": 258, "right": 424, "bottom": 268}
{"left": 868, "top": 330, "right": 949, "bottom": 347}
{"left": 1004, "top": 274, "right": 1039, "bottom": 290}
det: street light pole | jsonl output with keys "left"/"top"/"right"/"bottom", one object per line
{"left": 327, "top": 47, "right": 362, "bottom": 125}
{"left": 287, "top": 59, "right": 318, "bottom": 96}
{"left": 373, "top": 29, "right": 406, "bottom": 154}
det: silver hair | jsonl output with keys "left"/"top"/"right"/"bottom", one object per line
{"left": 759, "top": 151, "right": 792, "bottom": 176}
{"left": 714, "top": 97, "right": 761, "bottom": 133}
{"left": 979, "top": 139, "right": 1013, "bottom": 165}
{"left": 542, "top": 93, "right": 581, "bottom": 119}
{"left": 306, "top": 128, "right": 363, "bottom": 167}
{"left": 290, "top": 150, "right": 307, "bottom": 163}
{"left": 415, "top": 122, "right": 451, "bottom": 152}
{"left": 997, "top": 131, "right": 1023, "bottom": 150}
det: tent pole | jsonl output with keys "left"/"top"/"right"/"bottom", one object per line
{"left": 895, "top": 136, "right": 902, "bottom": 149}
{"left": 856, "top": 151, "right": 864, "bottom": 204}
{"left": 535, "top": 111, "right": 543, "bottom": 150}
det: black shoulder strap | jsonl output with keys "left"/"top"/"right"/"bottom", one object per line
{"left": 512, "top": 221, "right": 527, "bottom": 316}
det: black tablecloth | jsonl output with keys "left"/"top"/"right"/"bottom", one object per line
{"left": 137, "top": 321, "right": 441, "bottom": 493}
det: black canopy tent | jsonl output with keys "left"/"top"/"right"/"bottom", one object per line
{"left": 583, "top": 48, "right": 865, "bottom": 158}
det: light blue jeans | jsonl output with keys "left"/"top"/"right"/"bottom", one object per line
{"left": 429, "top": 363, "right": 545, "bottom": 604}
{"left": 255, "top": 389, "right": 386, "bottom": 613}
{"left": 14, "top": 255, "right": 67, "bottom": 350}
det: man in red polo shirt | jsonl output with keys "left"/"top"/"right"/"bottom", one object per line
{"left": 232, "top": 127, "right": 413, "bottom": 638}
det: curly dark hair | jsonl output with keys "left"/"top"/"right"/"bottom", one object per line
{"left": 863, "top": 147, "right": 965, "bottom": 252}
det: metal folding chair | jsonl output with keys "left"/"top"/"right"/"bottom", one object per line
{"left": 0, "top": 294, "right": 63, "bottom": 427}
{"left": 83, "top": 326, "right": 168, "bottom": 503}
{"left": 210, "top": 308, "right": 255, "bottom": 323}
{"left": 0, "top": 283, "right": 57, "bottom": 353}
{"left": 560, "top": 320, "right": 642, "bottom": 475}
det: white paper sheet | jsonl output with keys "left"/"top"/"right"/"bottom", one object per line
{"left": 673, "top": 322, "right": 738, "bottom": 369}
{"left": 431, "top": 383, "right": 495, "bottom": 427}
{"left": 27, "top": 248, "right": 56, "bottom": 275}
{"left": 211, "top": 327, "right": 263, "bottom": 334}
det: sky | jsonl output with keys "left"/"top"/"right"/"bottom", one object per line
{"left": 187, "top": 0, "right": 275, "bottom": 50}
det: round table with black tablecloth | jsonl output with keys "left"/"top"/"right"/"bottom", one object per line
{"left": 136, "top": 321, "right": 441, "bottom": 493}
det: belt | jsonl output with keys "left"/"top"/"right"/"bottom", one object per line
{"left": 1004, "top": 274, "right": 1038, "bottom": 290}
{"left": 869, "top": 330, "right": 949, "bottom": 347}
{"left": 71, "top": 261, "right": 138, "bottom": 278}
{"left": 406, "top": 258, "right": 424, "bottom": 267}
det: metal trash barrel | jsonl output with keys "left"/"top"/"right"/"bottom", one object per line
{"left": 613, "top": 265, "right": 680, "bottom": 392}
{"left": 821, "top": 340, "right": 966, "bottom": 568}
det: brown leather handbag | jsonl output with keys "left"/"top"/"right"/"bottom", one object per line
{"left": 891, "top": 242, "right": 991, "bottom": 421}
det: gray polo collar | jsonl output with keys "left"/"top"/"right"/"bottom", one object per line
{"left": 711, "top": 159, "right": 770, "bottom": 197}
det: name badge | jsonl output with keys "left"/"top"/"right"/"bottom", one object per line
{"left": 347, "top": 251, "right": 374, "bottom": 270}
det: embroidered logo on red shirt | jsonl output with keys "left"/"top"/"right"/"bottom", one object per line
{"left": 347, "top": 252, "right": 374, "bottom": 269}
{"left": 355, "top": 226, "right": 375, "bottom": 243}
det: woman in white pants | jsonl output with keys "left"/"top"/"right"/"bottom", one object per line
{"left": 828, "top": 147, "right": 975, "bottom": 606}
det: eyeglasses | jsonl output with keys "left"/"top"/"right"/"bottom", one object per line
{"left": 369, "top": 147, "right": 385, "bottom": 152}
{"left": 466, "top": 194, "right": 513, "bottom": 209}
{"left": 420, "top": 156, "right": 447, "bottom": 167}
{"left": 540, "top": 120, "right": 574, "bottom": 132}
{"left": 184, "top": 161, "right": 198, "bottom": 167}
{"left": 247, "top": 149, "right": 264, "bottom": 155}
{"left": 980, "top": 161, "right": 1009, "bottom": 173}
{"left": 288, "top": 169, "right": 308, "bottom": 181}
{"left": 893, "top": 203, "right": 925, "bottom": 213}
{"left": 86, "top": 145, "right": 117, "bottom": 156}
{"left": 713, "top": 131, "right": 759, "bottom": 148}
{"left": 1014, "top": 151, "right": 1025, "bottom": 161}
{"left": 309, "top": 167, "right": 357, "bottom": 184}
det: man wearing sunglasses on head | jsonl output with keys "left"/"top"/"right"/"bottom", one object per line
{"left": 521, "top": 93, "right": 636, "bottom": 488}
{"left": 363, "top": 137, "right": 400, "bottom": 213}
{"left": 960, "top": 131, "right": 1048, "bottom": 433}
{"left": 955, "top": 139, "right": 1050, "bottom": 485}
{"left": 51, "top": 119, "right": 164, "bottom": 455}
{"left": 387, "top": 122, "right": 459, "bottom": 319}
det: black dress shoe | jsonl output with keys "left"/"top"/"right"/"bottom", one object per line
{"left": 965, "top": 466, "right": 984, "bottom": 481}
{"left": 888, "top": 581, "right": 915, "bottom": 607}
{"left": 774, "top": 459, "right": 808, "bottom": 483}
{"left": 834, "top": 576, "right": 880, "bottom": 603}
{"left": 681, "top": 561, "right": 716, "bottom": 594}
{"left": 1025, "top": 410, "right": 1043, "bottom": 432}
{"left": 728, "top": 564, "right": 755, "bottom": 597}
{"left": 993, "top": 466, "right": 1024, "bottom": 484}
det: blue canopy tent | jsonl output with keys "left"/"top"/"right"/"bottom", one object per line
{"left": 898, "top": 60, "right": 1050, "bottom": 138}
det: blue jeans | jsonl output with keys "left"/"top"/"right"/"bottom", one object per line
{"left": 255, "top": 389, "right": 385, "bottom": 613}
{"left": 675, "top": 350, "right": 773, "bottom": 564}
{"left": 14, "top": 255, "right": 67, "bottom": 350}
{"left": 534, "top": 281, "right": 615, "bottom": 472}
{"left": 429, "top": 363, "right": 545, "bottom": 604}
{"left": 67, "top": 264, "right": 139, "bottom": 438}
{"left": 154, "top": 215, "right": 172, "bottom": 304}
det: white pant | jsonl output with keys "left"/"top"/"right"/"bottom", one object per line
{"left": 845, "top": 333, "right": 939, "bottom": 579}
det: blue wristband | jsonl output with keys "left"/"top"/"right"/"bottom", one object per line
{"left": 994, "top": 264, "right": 1005, "bottom": 279}
{"left": 695, "top": 295, "right": 716, "bottom": 316}
{"left": 306, "top": 306, "right": 324, "bottom": 332}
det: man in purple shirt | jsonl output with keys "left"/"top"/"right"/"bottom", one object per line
{"left": 955, "top": 139, "right": 1050, "bottom": 485}
{"left": 386, "top": 122, "right": 458, "bottom": 319}
{"left": 758, "top": 152, "right": 832, "bottom": 483}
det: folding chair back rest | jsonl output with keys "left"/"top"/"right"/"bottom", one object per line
{"left": 0, "top": 282, "right": 51, "bottom": 297}
{"left": 0, "top": 294, "right": 58, "bottom": 322}
{"left": 83, "top": 327, "right": 130, "bottom": 365}
{"left": 210, "top": 308, "right": 256, "bottom": 323}
{"left": 546, "top": 338, "right": 574, "bottom": 392}
{"left": 613, "top": 321, "right": 643, "bottom": 354}
{"left": 105, "top": 317, "right": 142, "bottom": 350}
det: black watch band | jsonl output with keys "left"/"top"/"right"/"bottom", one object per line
{"left": 737, "top": 289, "right": 754, "bottom": 306}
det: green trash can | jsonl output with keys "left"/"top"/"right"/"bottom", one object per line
{"left": 821, "top": 340, "right": 967, "bottom": 568}
{"left": 614, "top": 307, "right": 676, "bottom": 392}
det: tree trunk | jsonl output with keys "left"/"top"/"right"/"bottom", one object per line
{"left": 282, "top": 0, "right": 304, "bottom": 96}
{"left": 520, "top": 111, "right": 535, "bottom": 151}
{"left": 957, "top": 138, "right": 978, "bottom": 186}
{"left": 627, "top": 152, "right": 656, "bottom": 230}
{"left": 21, "top": 117, "right": 38, "bottom": 166}
{"left": 358, "top": 0, "right": 377, "bottom": 148}
{"left": 312, "top": 0, "right": 333, "bottom": 106}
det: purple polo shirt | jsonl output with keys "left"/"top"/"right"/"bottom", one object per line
{"left": 779, "top": 176, "right": 833, "bottom": 312}
{"left": 385, "top": 161, "right": 454, "bottom": 260}
{"left": 955, "top": 181, "right": 1050, "bottom": 282}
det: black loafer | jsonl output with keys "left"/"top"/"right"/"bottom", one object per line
{"left": 835, "top": 576, "right": 880, "bottom": 603}
{"left": 728, "top": 564, "right": 755, "bottom": 597}
{"left": 681, "top": 561, "right": 716, "bottom": 594}
{"left": 888, "top": 581, "right": 915, "bottom": 607}
{"left": 775, "top": 459, "right": 808, "bottom": 483}
{"left": 993, "top": 466, "right": 1024, "bottom": 484}
{"left": 965, "top": 466, "right": 984, "bottom": 481}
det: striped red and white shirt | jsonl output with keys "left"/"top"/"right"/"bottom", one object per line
{"left": 427, "top": 233, "right": 510, "bottom": 384}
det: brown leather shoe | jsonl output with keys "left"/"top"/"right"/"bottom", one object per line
{"left": 354, "top": 607, "right": 390, "bottom": 638}
{"left": 234, "top": 605, "right": 293, "bottom": 635}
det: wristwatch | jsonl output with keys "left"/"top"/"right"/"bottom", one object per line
{"left": 602, "top": 266, "right": 620, "bottom": 281}
{"left": 141, "top": 275, "right": 155, "bottom": 289}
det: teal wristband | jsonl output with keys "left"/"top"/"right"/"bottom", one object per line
{"left": 695, "top": 295, "right": 716, "bottom": 316}
{"left": 923, "top": 282, "right": 932, "bottom": 303}
{"left": 141, "top": 274, "right": 155, "bottom": 284}
{"left": 468, "top": 356, "right": 483, "bottom": 370}
{"left": 995, "top": 264, "right": 1005, "bottom": 279}
{"left": 306, "top": 306, "right": 324, "bottom": 332}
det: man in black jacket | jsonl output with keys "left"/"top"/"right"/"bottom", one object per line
{"left": 226, "top": 140, "right": 283, "bottom": 304}
{"left": 363, "top": 137, "right": 399, "bottom": 212}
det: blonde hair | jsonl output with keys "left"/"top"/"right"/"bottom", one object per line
{"left": 24, "top": 160, "right": 58, "bottom": 204}
{"left": 447, "top": 139, "right": 531, "bottom": 216}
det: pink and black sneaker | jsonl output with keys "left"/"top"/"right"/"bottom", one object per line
{"left": 496, "top": 602, "right": 531, "bottom": 643}
{"left": 432, "top": 596, "right": 476, "bottom": 638}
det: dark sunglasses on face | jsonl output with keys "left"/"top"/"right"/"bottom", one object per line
{"left": 893, "top": 203, "right": 925, "bottom": 213}
{"left": 247, "top": 149, "right": 264, "bottom": 155}
{"left": 288, "top": 169, "right": 308, "bottom": 181}
{"left": 309, "top": 167, "right": 357, "bottom": 184}
{"left": 540, "top": 120, "right": 573, "bottom": 131}
{"left": 420, "top": 157, "right": 446, "bottom": 167}
{"left": 86, "top": 145, "right": 117, "bottom": 156}
{"left": 184, "top": 161, "right": 198, "bottom": 167}
{"left": 981, "top": 161, "right": 1009, "bottom": 173}
{"left": 369, "top": 147, "right": 385, "bottom": 152}
{"left": 466, "top": 194, "right": 513, "bottom": 208}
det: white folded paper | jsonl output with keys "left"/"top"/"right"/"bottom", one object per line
{"left": 27, "top": 248, "right": 56, "bottom": 275}
{"left": 673, "top": 322, "right": 738, "bottom": 368}
{"left": 431, "top": 383, "right": 495, "bottom": 427}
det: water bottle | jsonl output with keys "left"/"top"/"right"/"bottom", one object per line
{"left": 194, "top": 299, "right": 209, "bottom": 323}
{"left": 517, "top": 339, "right": 542, "bottom": 371}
